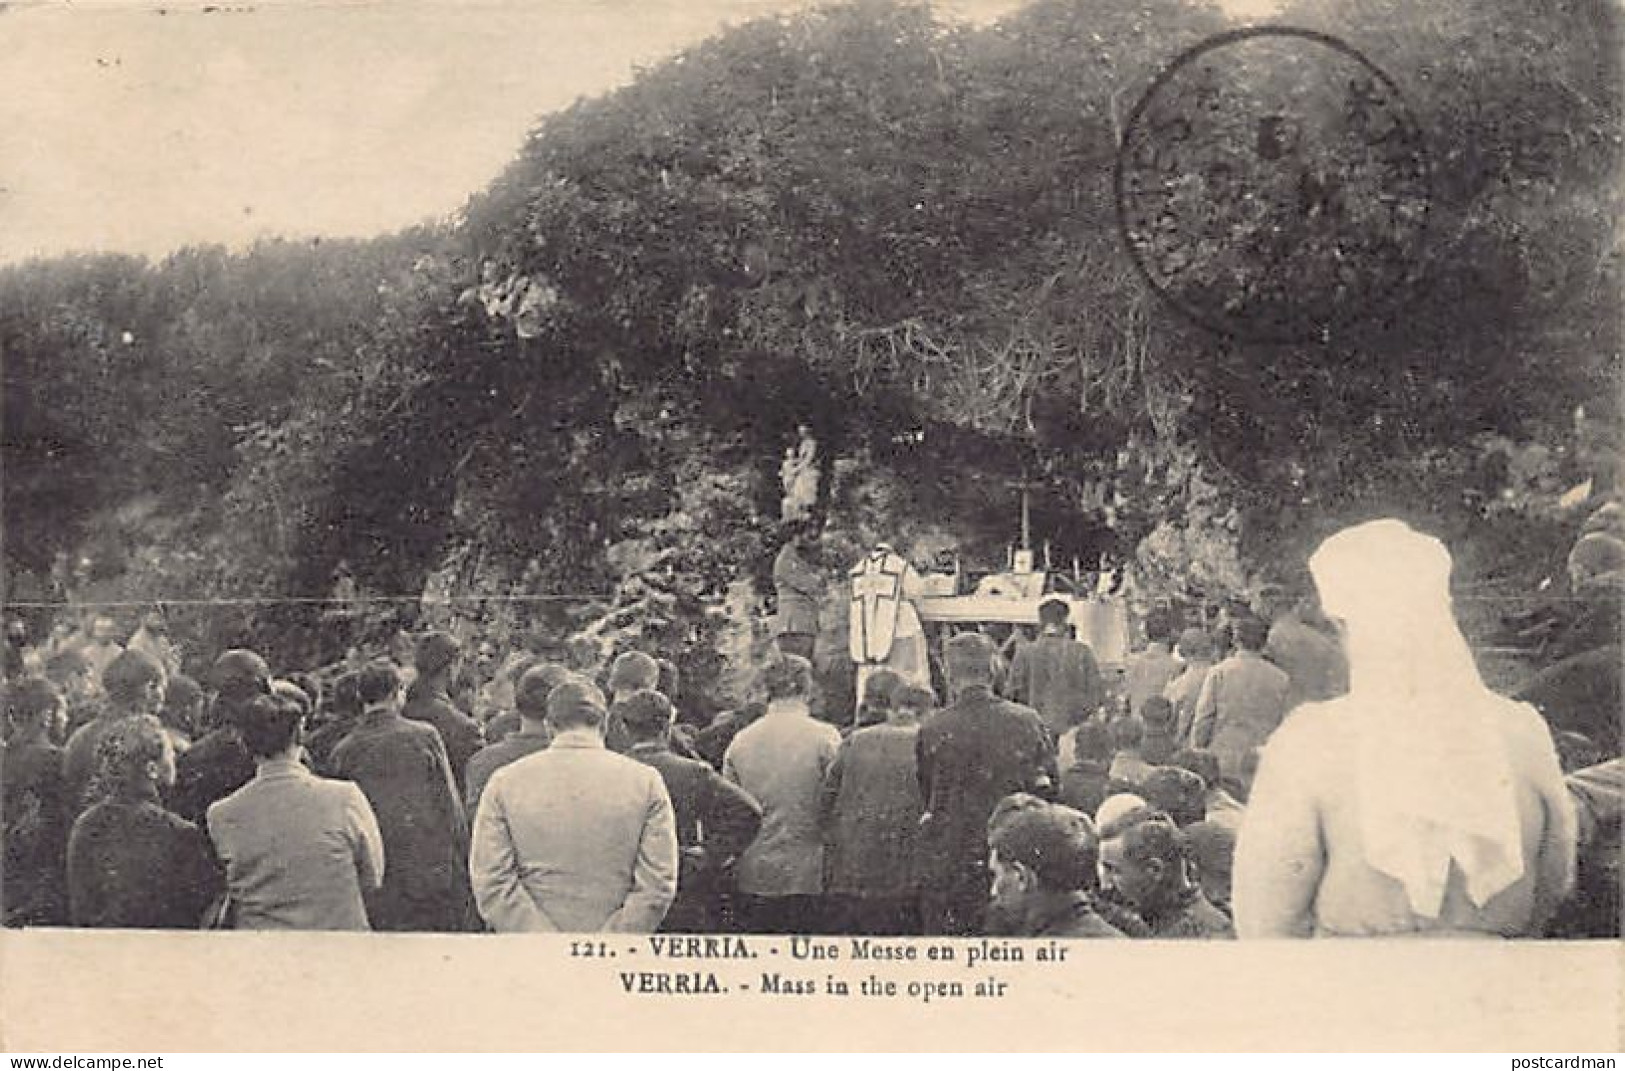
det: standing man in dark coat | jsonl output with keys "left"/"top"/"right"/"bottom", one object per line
{"left": 1004, "top": 596, "right": 1104, "bottom": 741}
{"left": 916, "top": 632, "right": 1055, "bottom": 935}
{"left": 403, "top": 632, "right": 483, "bottom": 797}
{"left": 61, "top": 649, "right": 168, "bottom": 816}
{"left": 621, "top": 689, "right": 761, "bottom": 932}
{"left": 772, "top": 524, "right": 823, "bottom": 661}
{"left": 172, "top": 650, "right": 270, "bottom": 826}
{"left": 330, "top": 660, "right": 473, "bottom": 932}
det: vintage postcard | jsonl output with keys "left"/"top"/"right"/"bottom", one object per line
{"left": 0, "top": 0, "right": 1618, "bottom": 1052}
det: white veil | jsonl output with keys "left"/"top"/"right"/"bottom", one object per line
{"left": 1308, "top": 519, "right": 1526, "bottom": 918}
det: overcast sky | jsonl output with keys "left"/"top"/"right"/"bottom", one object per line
{"left": 0, "top": 0, "right": 1273, "bottom": 266}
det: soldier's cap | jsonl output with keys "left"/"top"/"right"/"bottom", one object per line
{"left": 546, "top": 679, "right": 607, "bottom": 724}
{"left": 1141, "top": 765, "right": 1207, "bottom": 818}
{"left": 210, "top": 649, "right": 272, "bottom": 703}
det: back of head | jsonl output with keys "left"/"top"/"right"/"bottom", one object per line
{"left": 327, "top": 670, "right": 364, "bottom": 720}
{"left": 1037, "top": 597, "right": 1070, "bottom": 628}
{"left": 1229, "top": 614, "right": 1269, "bottom": 653}
{"left": 1170, "top": 747, "right": 1220, "bottom": 791}
{"left": 44, "top": 648, "right": 88, "bottom": 688}
{"left": 1175, "top": 627, "right": 1215, "bottom": 662}
{"left": 1095, "top": 792, "right": 1147, "bottom": 831}
{"left": 1110, "top": 714, "right": 1145, "bottom": 753}
{"left": 237, "top": 694, "right": 304, "bottom": 760}
{"left": 759, "top": 653, "right": 813, "bottom": 703}
{"left": 211, "top": 649, "right": 272, "bottom": 710}
{"left": 4, "top": 676, "right": 62, "bottom": 733}
{"left": 515, "top": 662, "right": 575, "bottom": 721}
{"left": 896, "top": 684, "right": 936, "bottom": 716}
{"left": 989, "top": 802, "right": 1100, "bottom": 893}
{"left": 1140, "top": 696, "right": 1174, "bottom": 730}
{"left": 547, "top": 679, "right": 608, "bottom": 732}
{"left": 987, "top": 791, "right": 1050, "bottom": 839}
{"left": 943, "top": 631, "right": 997, "bottom": 689}
{"left": 102, "top": 648, "right": 166, "bottom": 709}
{"left": 271, "top": 679, "right": 313, "bottom": 719}
{"left": 859, "top": 667, "right": 907, "bottom": 718}
{"left": 414, "top": 631, "right": 461, "bottom": 680}
{"left": 1072, "top": 722, "right": 1112, "bottom": 764}
{"left": 608, "top": 651, "right": 660, "bottom": 695}
{"left": 90, "top": 714, "right": 168, "bottom": 800}
{"left": 354, "top": 660, "right": 401, "bottom": 708}
{"left": 616, "top": 689, "right": 675, "bottom": 739}
{"left": 1141, "top": 766, "right": 1207, "bottom": 826}
{"left": 1143, "top": 607, "right": 1176, "bottom": 645}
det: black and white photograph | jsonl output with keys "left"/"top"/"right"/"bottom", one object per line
{"left": 0, "top": 0, "right": 1618, "bottom": 1053}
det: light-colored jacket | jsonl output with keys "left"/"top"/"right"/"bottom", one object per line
{"left": 724, "top": 702, "right": 841, "bottom": 896}
{"left": 1191, "top": 650, "right": 1292, "bottom": 781}
{"left": 206, "top": 758, "right": 384, "bottom": 931}
{"left": 469, "top": 731, "right": 677, "bottom": 933}
{"left": 1233, "top": 700, "right": 1576, "bottom": 938}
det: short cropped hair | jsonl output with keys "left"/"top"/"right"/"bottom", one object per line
{"left": 1072, "top": 722, "right": 1113, "bottom": 764}
{"left": 760, "top": 654, "right": 813, "bottom": 702}
{"left": 1231, "top": 614, "right": 1269, "bottom": 652}
{"left": 608, "top": 651, "right": 660, "bottom": 695}
{"left": 989, "top": 803, "right": 1100, "bottom": 893}
{"left": 617, "top": 689, "right": 675, "bottom": 736}
{"left": 1175, "top": 628, "right": 1215, "bottom": 661}
{"left": 5, "top": 676, "right": 62, "bottom": 730}
{"left": 1143, "top": 607, "right": 1176, "bottom": 644}
{"left": 1110, "top": 715, "right": 1145, "bottom": 753}
{"left": 896, "top": 684, "right": 936, "bottom": 712}
{"left": 414, "top": 631, "right": 461, "bottom": 678}
{"left": 355, "top": 660, "right": 402, "bottom": 707}
{"left": 515, "top": 662, "right": 576, "bottom": 720}
{"left": 1170, "top": 747, "right": 1220, "bottom": 791}
{"left": 237, "top": 693, "right": 303, "bottom": 760}
{"left": 102, "top": 649, "right": 166, "bottom": 709}
{"left": 943, "top": 632, "right": 998, "bottom": 686}
{"left": 859, "top": 668, "right": 907, "bottom": 715}
{"left": 547, "top": 680, "right": 607, "bottom": 731}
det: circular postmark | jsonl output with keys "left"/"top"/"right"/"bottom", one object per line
{"left": 1115, "top": 27, "right": 1432, "bottom": 344}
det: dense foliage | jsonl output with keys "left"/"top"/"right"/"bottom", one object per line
{"left": 4, "top": 0, "right": 1618, "bottom": 705}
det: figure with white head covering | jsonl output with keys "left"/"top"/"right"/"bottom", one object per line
{"left": 1233, "top": 519, "right": 1576, "bottom": 938}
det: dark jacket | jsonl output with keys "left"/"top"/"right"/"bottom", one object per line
{"left": 4, "top": 741, "right": 69, "bottom": 925}
{"left": 821, "top": 722, "right": 923, "bottom": 897}
{"left": 330, "top": 709, "right": 473, "bottom": 931}
{"left": 1029, "top": 892, "right": 1127, "bottom": 938}
{"left": 173, "top": 726, "right": 256, "bottom": 826}
{"left": 773, "top": 542, "right": 824, "bottom": 638}
{"left": 61, "top": 715, "right": 128, "bottom": 816}
{"left": 67, "top": 785, "right": 220, "bottom": 929}
{"left": 1005, "top": 633, "right": 1104, "bottom": 738}
{"left": 402, "top": 685, "right": 483, "bottom": 796}
{"left": 627, "top": 739, "right": 762, "bottom": 931}
{"left": 1058, "top": 760, "right": 1111, "bottom": 819}
{"left": 1144, "top": 884, "right": 1236, "bottom": 939}
{"left": 916, "top": 685, "right": 1054, "bottom": 890}
{"left": 464, "top": 728, "right": 552, "bottom": 814}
